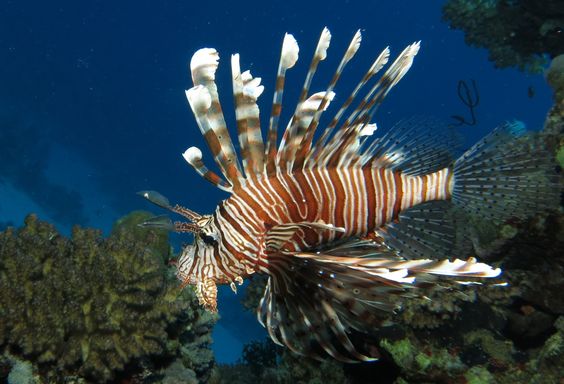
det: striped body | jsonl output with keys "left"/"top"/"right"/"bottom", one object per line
{"left": 177, "top": 166, "right": 453, "bottom": 292}
{"left": 216, "top": 167, "right": 452, "bottom": 273}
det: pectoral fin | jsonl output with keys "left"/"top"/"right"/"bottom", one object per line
{"left": 258, "top": 238, "right": 501, "bottom": 363}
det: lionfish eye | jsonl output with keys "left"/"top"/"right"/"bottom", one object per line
{"left": 201, "top": 232, "right": 218, "bottom": 246}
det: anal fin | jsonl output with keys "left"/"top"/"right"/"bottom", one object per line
{"left": 379, "top": 200, "right": 472, "bottom": 261}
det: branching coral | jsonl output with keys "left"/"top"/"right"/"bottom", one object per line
{"left": 0, "top": 212, "right": 215, "bottom": 383}
{"left": 442, "top": 0, "right": 564, "bottom": 73}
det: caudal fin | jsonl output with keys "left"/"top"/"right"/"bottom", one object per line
{"left": 452, "top": 121, "right": 560, "bottom": 223}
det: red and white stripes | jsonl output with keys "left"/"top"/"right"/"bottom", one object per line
{"left": 217, "top": 166, "right": 453, "bottom": 264}
{"left": 400, "top": 167, "right": 452, "bottom": 211}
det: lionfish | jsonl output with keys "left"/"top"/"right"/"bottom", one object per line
{"left": 139, "top": 28, "right": 558, "bottom": 361}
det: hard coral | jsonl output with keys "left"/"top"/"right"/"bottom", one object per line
{"left": 0, "top": 212, "right": 211, "bottom": 382}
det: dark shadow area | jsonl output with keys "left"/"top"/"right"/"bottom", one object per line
{"left": 0, "top": 114, "right": 87, "bottom": 226}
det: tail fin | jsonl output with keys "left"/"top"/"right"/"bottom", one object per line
{"left": 452, "top": 121, "right": 560, "bottom": 223}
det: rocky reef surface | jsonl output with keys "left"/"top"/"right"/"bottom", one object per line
{"left": 0, "top": 211, "right": 216, "bottom": 383}
{"left": 442, "top": 0, "right": 564, "bottom": 72}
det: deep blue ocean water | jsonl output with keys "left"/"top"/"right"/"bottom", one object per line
{"left": 0, "top": 1, "right": 554, "bottom": 363}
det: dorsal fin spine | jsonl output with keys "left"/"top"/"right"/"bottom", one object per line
{"left": 189, "top": 48, "right": 244, "bottom": 188}
{"left": 292, "top": 30, "right": 362, "bottom": 171}
{"left": 277, "top": 27, "right": 332, "bottom": 169}
{"left": 182, "top": 146, "right": 232, "bottom": 192}
{"left": 283, "top": 91, "right": 335, "bottom": 172}
{"left": 185, "top": 33, "right": 420, "bottom": 186}
{"left": 352, "top": 42, "right": 420, "bottom": 127}
{"left": 185, "top": 86, "right": 233, "bottom": 192}
{"left": 322, "top": 42, "right": 421, "bottom": 168}
{"left": 311, "top": 47, "right": 391, "bottom": 168}
{"left": 231, "top": 54, "right": 265, "bottom": 179}
{"left": 231, "top": 54, "right": 250, "bottom": 176}
{"left": 265, "top": 33, "right": 299, "bottom": 176}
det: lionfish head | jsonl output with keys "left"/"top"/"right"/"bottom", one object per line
{"left": 137, "top": 190, "right": 221, "bottom": 312}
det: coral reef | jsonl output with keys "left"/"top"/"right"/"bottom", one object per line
{"left": 0, "top": 212, "right": 216, "bottom": 383}
{"left": 0, "top": 219, "right": 14, "bottom": 232}
{"left": 379, "top": 337, "right": 466, "bottom": 382}
{"left": 210, "top": 338, "right": 348, "bottom": 384}
{"left": 367, "top": 119, "right": 563, "bottom": 382}
{"left": 397, "top": 282, "right": 484, "bottom": 330}
{"left": 442, "top": 0, "right": 564, "bottom": 73}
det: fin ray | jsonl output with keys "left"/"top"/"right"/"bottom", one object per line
{"left": 293, "top": 30, "right": 364, "bottom": 170}
{"left": 264, "top": 34, "right": 299, "bottom": 175}
{"left": 320, "top": 42, "right": 421, "bottom": 168}
{"left": 188, "top": 49, "right": 244, "bottom": 188}
{"left": 259, "top": 242, "right": 500, "bottom": 361}
{"left": 231, "top": 54, "right": 266, "bottom": 178}
{"left": 452, "top": 121, "right": 560, "bottom": 222}
{"left": 277, "top": 27, "right": 332, "bottom": 167}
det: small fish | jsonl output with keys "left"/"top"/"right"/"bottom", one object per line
{"left": 528, "top": 85, "right": 535, "bottom": 98}
{"left": 140, "top": 28, "right": 558, "bottom": 362}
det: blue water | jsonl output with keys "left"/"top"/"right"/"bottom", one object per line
{"left": 0, "top": 1, "right": 554, "bottom": 363}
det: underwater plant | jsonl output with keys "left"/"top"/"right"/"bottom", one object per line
{"left": 449, "top": 79, "right": 480, "bottom": 127}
